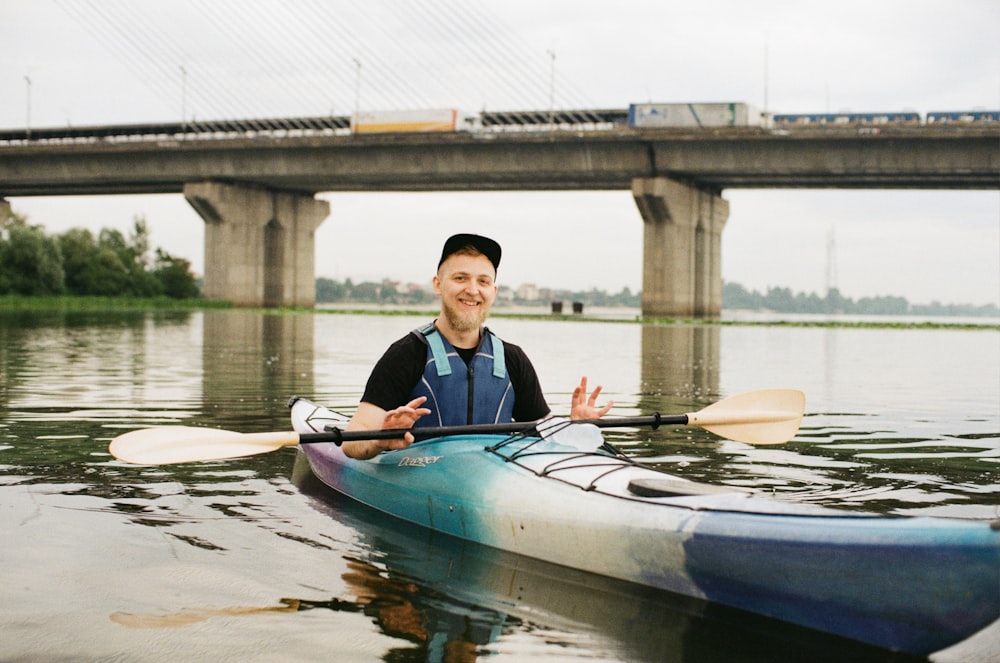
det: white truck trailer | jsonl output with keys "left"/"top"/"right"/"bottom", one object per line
{"left": 351, "top": 109, "right": 482, "bottom": 134}
{"left": 627, "top": 102, "right": 763, "bottom": 128}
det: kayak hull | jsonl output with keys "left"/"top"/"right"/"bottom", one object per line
{"left": 290, "top": 397, "right": 1000, "bottom": 655}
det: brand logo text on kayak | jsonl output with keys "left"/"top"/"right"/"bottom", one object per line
{"left": 398, "top": 456, "right": 442, "bottom": 467}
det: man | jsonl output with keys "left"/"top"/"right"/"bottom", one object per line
{"left": 343, "top": 233, "right": 613, "bottom": 460}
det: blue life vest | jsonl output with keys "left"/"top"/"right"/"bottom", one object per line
{"left": 410, "top": 323, "right": 515, "bottom": 427}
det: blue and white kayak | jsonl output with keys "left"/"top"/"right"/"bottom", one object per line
{"left": 288, "top": 397, "right": 1000, "bottom": 655}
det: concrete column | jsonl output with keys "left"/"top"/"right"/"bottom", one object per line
{"left": 0, "top": 198, "right": 12, "bottom": 223}
{"left": 631, "top": 177, "right": 729, "bottom": 318}
{"left": 694, "top": 188, "right": 729, "bottom": 317}
{"left": 183, "top": 181, "right": 329, "bottom": 307}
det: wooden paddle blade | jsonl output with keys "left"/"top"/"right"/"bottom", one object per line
{"left": 686, "top": 389, "right": 805, "bottom": 445}
{"left": 109, "top": 426, "right": 300, "bottom": 465}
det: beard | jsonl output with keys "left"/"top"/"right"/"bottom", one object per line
{"left": 441, "top": 299, "right": 489, "bottom": 333}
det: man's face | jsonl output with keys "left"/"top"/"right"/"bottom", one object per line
{"left": 434, "top": 252, "right": 497, "bottom": 334}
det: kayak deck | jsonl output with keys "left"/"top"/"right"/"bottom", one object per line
{"left": 289, "top": 397, "right": 1000, "bottom": 655}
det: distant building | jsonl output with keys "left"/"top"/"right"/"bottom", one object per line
{"left": 516, "top": 283, "right": 540, "bottom": 301}
{"left": 403, "top": 281, "right": 431, "bottom": 295}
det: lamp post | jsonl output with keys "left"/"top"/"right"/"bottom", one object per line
{"left": 179, "top": 65, "right": 187, "bottom": 135}
{"left": 24, "top": 75, "right": 32, "bottom": 140}
{"left": 762, "top": 39, "right": 769, "bottom": 125}
{"left": 546, "top": 50, "right": 555, "bottom": 127}
{"left": 352, "top": 58, "right": 362, "bottom": 120}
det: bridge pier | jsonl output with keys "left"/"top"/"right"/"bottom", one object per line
{"left": 632, "top": 177, "right": 729, "bottom": 318}
{"left": 184, "top": 181, "right": 329, "bottom": 307}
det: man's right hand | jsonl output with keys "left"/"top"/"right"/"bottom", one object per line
{"left": 380, "top": 396, "right": 432, "bottom": 447}
{"left": 343, "top": 397, "right": 431, "bottom": 459}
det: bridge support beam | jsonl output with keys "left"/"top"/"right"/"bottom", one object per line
{"left": 183, "top": 181, "right": 329, "bottom": 307}
{"left": 632, "top": 177, "right": 729, "bottom": 318}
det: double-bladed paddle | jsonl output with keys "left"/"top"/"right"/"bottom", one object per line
{"left": 108, "top": 388, "right": 805, "bottom": 465}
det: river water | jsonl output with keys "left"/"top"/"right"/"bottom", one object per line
{"left": 1, "top": 308, "right": 997, "bottom": 662}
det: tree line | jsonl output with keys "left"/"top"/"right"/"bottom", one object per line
{"left": 318, "top": 276, "right": 998, "bottom": 318}
{"left": 317, "top": 277, "right": 642, "bottom": 308}
{"left": 722, "top": 282, "right": 999, "bottom": 318}
{"left": 0, "top": 213, "right": 199, "bottom": 299}
{"left": 4, "top": 212, "right": 994, "bottom": 318}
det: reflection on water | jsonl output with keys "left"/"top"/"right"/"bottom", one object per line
{"left": 285, "top": 454, "right": 915, "bottom": 663}
{"left": 0, "top": 309, "right": 997, "bottom": 661}
{"left": 639, "top": 323, "right": 720, "bottom": 402}
{"left": 627, "top": 323, "right": 999, "bottom": 518}
{"left": 203, "top": 310, "right": 316, "bottom": 430}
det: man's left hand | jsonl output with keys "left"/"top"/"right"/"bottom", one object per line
{"left": 570, "top": 376, "right": 613, "bottom": 420}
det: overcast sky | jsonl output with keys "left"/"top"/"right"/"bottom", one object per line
{"left": 3, "top": 0, "right": 999, "bottom": 306}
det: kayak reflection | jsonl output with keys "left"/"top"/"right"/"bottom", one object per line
{"left": 289, "top": 452, "right": 916, "bottom": 663}
{"left": 338, "top": 557, "right": 501, "bottom": 661}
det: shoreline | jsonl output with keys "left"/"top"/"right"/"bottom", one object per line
{"left": 315, "top": 303, "right": 1000, "bottom": 330}
{"left": 2, "top": 296, "right": 996, "bottom": 330}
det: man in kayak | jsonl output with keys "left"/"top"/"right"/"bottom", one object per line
{"left": 342, "top": 232, "right": 613, "bottom": 459}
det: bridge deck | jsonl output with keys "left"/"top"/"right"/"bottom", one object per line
{"left": 1, "top": 126, "right": 997, "bottom": 197}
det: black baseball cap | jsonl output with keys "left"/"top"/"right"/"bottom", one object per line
{"left": 438, "top": 233, "right": 502, "bottom": 273}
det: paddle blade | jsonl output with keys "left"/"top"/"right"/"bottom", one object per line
{"left": 109, "top": 426, "right": 300, "bottom": 465}
{"left": 686, "top": 389, "right": 805, "bottom": 445}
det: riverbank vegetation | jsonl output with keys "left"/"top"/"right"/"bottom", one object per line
{"left": 3, "top": 212, "right": 995, "bottom": 319}
{"left": 721, "top": 282, "right": 998, "bottom": 318}
{"left": 316, "top": 277, "right": 999, "bottom": 319}
{"left": 0, "top": 212, "right": 199, "bottom": 299}
{"left": 0, "top": 294, "right": 228, "bottom": 311}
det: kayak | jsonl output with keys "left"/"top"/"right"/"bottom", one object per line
{"left": 288, "top": 396, "right": 1000, "bottom": 655}
{"left": 291, "top": 454, "right": 932, "bottom": 662}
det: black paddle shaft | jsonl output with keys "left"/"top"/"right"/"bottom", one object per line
{"left": 298, "top": 413, "right": 688, "bottom": 445}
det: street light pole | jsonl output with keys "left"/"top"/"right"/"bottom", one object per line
{"left": 179, "top": 65, "right": 187, "bottom": 135}
{"left": 24, "top": 75, "right": 32, "bottom": 140}
{"left": 546, "top": 50, "right": 556, "bottom": 127}
{"left": 352, "top": 58, "right": 362, "bottom": 120}
{"left": 762, "top": 38, "right": 769, "bottom": 125}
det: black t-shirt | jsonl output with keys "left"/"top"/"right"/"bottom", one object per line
{"left": 360, "top": 329, "right": 551, "bottom": 422}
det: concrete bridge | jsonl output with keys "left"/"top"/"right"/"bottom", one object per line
{"left": 2, "top": 123, "right": 997, "bottom": 315}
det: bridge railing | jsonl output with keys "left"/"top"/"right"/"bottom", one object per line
{"left": 3, "top": 107, "right": 997, "bottom": 147}
{"left": 0, "top": 109, "right": 630, "bottom": 146}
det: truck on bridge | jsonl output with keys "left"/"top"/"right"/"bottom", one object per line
{"left": 351, "top": 109, "right": 482, "bottom": 134}
{"left": 627, "top": 102, "right": 764, "bottom": 128}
